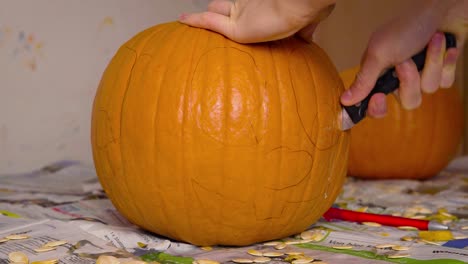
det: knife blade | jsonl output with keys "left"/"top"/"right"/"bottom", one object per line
{"left": 340, "top": 32, "right": 457, "bottom": 131}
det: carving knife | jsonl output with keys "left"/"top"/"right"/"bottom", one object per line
{"left": 340, "top": 32, "right": 457, "bottom": 131}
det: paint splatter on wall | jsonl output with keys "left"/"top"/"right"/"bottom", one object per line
{"left": 98, "top": 16, "right": 114, "bottom": 31}
{"left": 95, "top": 16, "right": 117, "bottom": 62}
{"left": 0, "top": 25, "right": 44, "bottom": 71}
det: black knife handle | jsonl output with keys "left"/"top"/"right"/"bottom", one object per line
{"left": 343, "top": 32, "right": 457, "bottom": 124}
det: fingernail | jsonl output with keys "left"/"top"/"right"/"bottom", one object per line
{"left": 440, "top": 49, "right": 459, "bottom": 88}
{"left": 376, "top": 101, "right": 387, "bottom": 116}
{"left": 341, "top": 90, "right": 352, "bottom": 101}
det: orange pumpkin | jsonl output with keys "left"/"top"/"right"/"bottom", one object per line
{"left": 341, "top": 66, "right": 463, "bottom": 179}
{"left": 91, "top": 22, "right": 349, "bottom": 246}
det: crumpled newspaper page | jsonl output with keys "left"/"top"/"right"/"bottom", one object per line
{"left": 0, "top": 158, "right": 467, "bottom": 263}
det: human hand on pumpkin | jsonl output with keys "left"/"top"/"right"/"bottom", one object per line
{"left": 179, "top": 0, "right": 336, "bottom": 43}
{"left": 340, "top": 0, "right": 467, "bottom": 118}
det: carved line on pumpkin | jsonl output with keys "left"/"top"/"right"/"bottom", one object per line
{"left": 191, "top": 175, "right": 291, "bottom": 225}
{"left": 287, "top": 46, "right": 318, "bottom": 151}
{"left": 287, "top": 47, "right": 340, "bottom": 151}
{"left": 263, "top": 146, "right": 314, "bottom": 190}
{"left": 191, "top": 177, "right": 255, "bottom": 227}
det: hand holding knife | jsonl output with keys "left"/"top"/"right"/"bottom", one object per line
{"left": 340, "top": 32, "right": 457, "bottom": 131}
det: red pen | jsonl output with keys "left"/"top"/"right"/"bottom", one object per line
{"left": 323, "top": 207, "right": 449, "bottom": 231}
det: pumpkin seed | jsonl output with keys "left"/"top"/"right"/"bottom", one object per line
{"left": 262, "top": 252, "right": 284, "bottom": 257}
{"left": 9, "top": 251, "right": 29, "bottom": 263}
{"left": 195, "top": 259, "right": 220, "bottom": 264}
{"left": 375, "top": 244, "right": 397, "bottom": 249}
{"left": 6, "top": 234, "right": 30, "bottom": 240}
{"left": 200, "top": 246, "right": 213, "bottom": 251}
{"left": 284, "top": 255, "right": 300, "bottom": 262}
{"left": 247, "top": 249, "right": 263, "bottom": 256}
{"left": 253, "top": 257, "right": 271, "bottom": 263}
{"left": 0, "top": 238, "right": 8, "bottom": 243}
{"left": 442, "top": 219, "right": 453, "bottom": 225}
{"left": 357, "top": 206, "right": 368, "bottom": 212}
{"left": 403, "top": 213, "right": 416, "bottom": 218}
{"left": 312, "top": 262, "right": 328, "bottom": 264}
{"left": 232, "top": 259, "right": 254, "bottom": 263}
{"left": 44, "top": 240, "right": 67, "bottom": 248}
{"left": 410, "top": 215, "right": 426, "bottom": 219}
{"left": 418, "top": 239, "right": 441, "bottom": 246}
{"left": 401, "top": 236, "right": 415, "bottom": 241}
{"left": 285, "top": 252, "right": 304, "bottom": 256}
{"left": 387, "top": 253, "right": 410, "bottom": 259}
{"left": 284, "top": 240, "right": 304, "bottom": 245}
{"left": 397, "top": 226, "right": 418, "bottom": 231}
{"left": 137, "top": 242, "right": 147, "bottom": 248}
{"left": 274, "top": 242, "right": 287, "bottom": 250}
{"left": 362, "top": 222, "right": 382, "bottom": 227}
{"left": 262, "top": 241, "right": 281, "bottom": 246}
{"left": 31, "top": 259, "right": 59, "bottom": 264}
{"left": 291, "top": 257, "right": 314, "bottom": 264}
{"left": 300, "top": 231, "right": 315, "bottom": 240}
{"left": 332, "top": 246, "right": 353, "bottom": 249}
{"left": 96, "top": 255, "right": 120, "bottom": 264}
{"left": 300, "top": 230, "right": 324, "bottom": 241}
{"left": 453, "top": 235, "right": 468, "bottom": 239}
{"left": 34, "top": 247, "right": 57, "bottom": 253}
{"left": 461, "top": 226, "right": 468, "bottom": 230}
{"left": 392, "top": 245, "right": 410, "bottom": 251}
{"left": 311, "top": 233, "right": 325, "bottom": 241}
{"left": 440, "top": 212, "right": 454, "bottom": 217}
{"left": 417, "top": 207, "right": 432, "bottom": 214}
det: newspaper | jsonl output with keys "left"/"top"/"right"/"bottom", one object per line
{"left": 0, "top": 160, "right": 101, "bottom": 195}
{"left": 0, "top": 158, "right": 467, "bottom": 263}
{"left": 0, "top": 190, "right": 85, "bottom": 204}
{"left": 0, "top": 216, "right": 133, "bottom": 263}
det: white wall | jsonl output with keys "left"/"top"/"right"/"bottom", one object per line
{"left": 0, "top": 0, "right": 209, "bottom": 173}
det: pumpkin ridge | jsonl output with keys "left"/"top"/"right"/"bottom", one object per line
{"left": 180, "top": 25, "right": 204, "bottom": 242}
{"left": 92, "top": 46, "right": 137, "bottom": 223}
{"left": 153, "top": 26, "right": 193, "bottom": 238}
{"left": 115, "top": 47, "right": 149, "bottom": 228}
{"left": 120, "top": 54, "right": 159, "bottom": 232}
{"left": 134, "top": 24, "right": 182, "bottom": 235}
